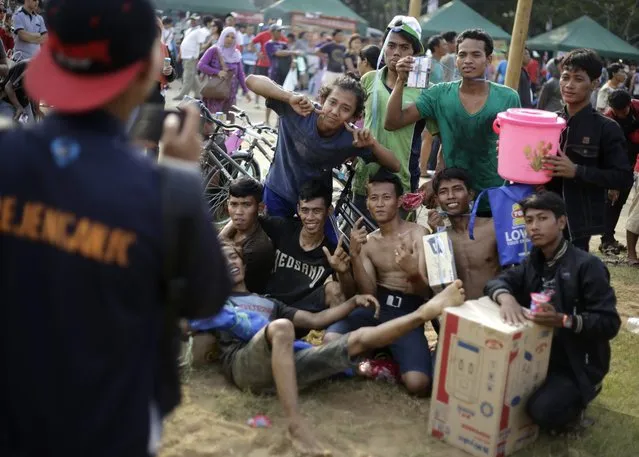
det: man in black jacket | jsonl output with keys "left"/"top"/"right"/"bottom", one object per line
{"left": 485, "top": 192, "right": 621, "bottom": 433}
{"left": 542, "top": 49, "right": 633, "bottom": 252}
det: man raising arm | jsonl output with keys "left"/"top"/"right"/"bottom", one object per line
{"left": 246, "top": 72, "right": 399, "bottom": 243}
{"left": 384, "top": 29, "right": 520, "bottom": 214}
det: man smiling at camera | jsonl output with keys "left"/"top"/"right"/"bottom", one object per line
{"left": 486, "top": 192, "right": 620, "bottom": 434}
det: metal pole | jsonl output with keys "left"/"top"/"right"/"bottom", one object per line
{"left": 504, "top": 0, "right": 534, "bottom": 90}
{"left": 408, "top": 0, "right": 422, "bottom": 19}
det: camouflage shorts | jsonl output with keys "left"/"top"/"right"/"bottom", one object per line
{"left": 231, "top": 327, "right": 357, "bottom": 393}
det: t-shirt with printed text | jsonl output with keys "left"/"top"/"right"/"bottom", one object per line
{"left": 260, "top": 215, "right": 336, "bottom": 306}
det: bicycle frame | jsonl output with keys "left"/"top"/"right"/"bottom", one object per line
{"left": 332, "top": 164, "right": 377, "bottom": 250}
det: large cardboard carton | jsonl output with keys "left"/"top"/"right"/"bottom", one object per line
{"left": 423, "top": 231, "right": 458, "bottom": 292}
{"left": 429, "top": 298, "right": 552, "bottom": 457}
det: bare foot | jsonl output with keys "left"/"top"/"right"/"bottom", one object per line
{"left": 287, "top": 421, "right": 332, "bottom": 457}
{"left": 418, "top": 280, "right": 465, "bottom": 320}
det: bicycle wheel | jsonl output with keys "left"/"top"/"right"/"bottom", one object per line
{"left": 202, "top": 152, "right": 261, "bottom": 226}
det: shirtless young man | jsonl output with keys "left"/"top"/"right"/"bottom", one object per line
{"left": 427, "top": 168, "right": 501, "bottom": 299}
{"left": 324, "top": 170, "right": 433, "bottom": 395}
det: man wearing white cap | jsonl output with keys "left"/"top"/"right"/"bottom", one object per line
{"left": 352, "top": 16, "right": 427, "bottom": 215}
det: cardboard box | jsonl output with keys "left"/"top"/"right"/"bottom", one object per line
{"left": 429, "top": 298, "right": 553, "bottom": 457}
{"left": 423, "top": 231, "right": 458, "bottom": 292}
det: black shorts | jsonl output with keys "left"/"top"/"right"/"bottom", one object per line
{"left": 326, "top": 286, "right": 433, "bottom": 376}
{"left": 272, "top": 71, "right": 288, "bottom": 86}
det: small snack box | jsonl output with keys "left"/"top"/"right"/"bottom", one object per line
{"left": 423, "top": 231, "right": 458, "bottom": 292}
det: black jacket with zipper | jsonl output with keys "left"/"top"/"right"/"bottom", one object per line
{"left": 485, "top": 241, "right": 621, "bottom": 406}
{"left": 546, "top": 105, "right": 633, "bottom": 239}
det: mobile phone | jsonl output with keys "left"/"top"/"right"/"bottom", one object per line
{"left": 129, "top": 104, "right": 186, "bottom": 145}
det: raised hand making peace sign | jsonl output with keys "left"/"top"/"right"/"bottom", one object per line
{"left": 322, "top": 234, "right": 350, "bottom": 274}
{"left": 394, "top": 233, "right": 420, "bottom": 277}
{"left": 344, "top": 122, "right": 377, "bottom": 149}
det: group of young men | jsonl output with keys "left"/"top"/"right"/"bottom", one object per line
{"left": 180, "top": 15, "right": 629, "bottom": 457}
{"left": 0, "top": 0, "right": 630, "bottom": 456}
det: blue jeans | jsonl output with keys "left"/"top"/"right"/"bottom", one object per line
{"left": 263, "top": 185, "right": 338, "bottom": 245}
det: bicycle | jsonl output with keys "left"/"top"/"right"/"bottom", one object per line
{"left": 228, "top": 105, "right": 278, "bottom": 164}
{"left": 179, "top": 97, "right": 262, "bottom": 225}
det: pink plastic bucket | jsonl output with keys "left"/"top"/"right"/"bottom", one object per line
{"left": 493, "top": 108, "right": 566, "bottom": 185}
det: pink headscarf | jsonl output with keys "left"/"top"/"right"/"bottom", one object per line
{"left": 215, "top": 27, "right": 242, "bottom": 64}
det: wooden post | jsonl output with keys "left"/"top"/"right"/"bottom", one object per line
{"left": 504, "top": 0, "right": 534, "bottom": 90}
{"left": 408, "top": 0, "right": 422, "bottom": 19}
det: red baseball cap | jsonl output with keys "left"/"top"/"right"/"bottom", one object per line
{"left": 26, "top": 0, "right": 158, "bottom": 113}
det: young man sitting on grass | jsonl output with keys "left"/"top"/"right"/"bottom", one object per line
{"left": 224, "top": 180, "right": 355, "bottom": 314}
{"left": 183, "top": 242, "right": 466, "bottom": 457}
{"left": 246, "top": 72, "right": 400, "bottom": 243}
{"left": 220, "top": 177, "right": 274, "bottom": 294}
{"left": 485, "top": 192, "right": 620, "bottom": 433}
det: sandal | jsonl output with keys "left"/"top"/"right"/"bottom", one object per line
{"left": 628, "top": 259, "right": 639, "bottom": 268}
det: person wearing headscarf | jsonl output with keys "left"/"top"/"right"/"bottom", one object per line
{"left": 198, "top": 26, "right": 251, "bottom": 115}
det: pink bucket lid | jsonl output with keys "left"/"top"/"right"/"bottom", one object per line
{"left": 497, "top": 108, "right": 566, "bottom": 127}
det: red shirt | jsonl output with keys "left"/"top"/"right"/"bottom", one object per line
{"left": 0, "top": 27, "right": 14, "bottom": 53}
{"left": 253, "top": 31, "right": 272, "bottom": 68}
{"left": 526, "top": 59, "right": 539, "bottom": 84}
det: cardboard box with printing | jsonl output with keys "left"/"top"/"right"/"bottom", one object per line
{"left": 423, "top": 231, "right": 458, "bottom": 292}
{"left": 428, "top": 297, "right": 553, "bottom": 457}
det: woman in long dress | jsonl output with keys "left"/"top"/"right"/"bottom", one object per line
{"left": 198, "top": 27, "right": 251, "bottom": 115}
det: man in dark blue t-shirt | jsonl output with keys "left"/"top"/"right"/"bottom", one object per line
{"left": 246, "top": 72, "right": 400, "bottom": 242}
{"left": 0, "top": 1, "right": 230, "bottom": 456}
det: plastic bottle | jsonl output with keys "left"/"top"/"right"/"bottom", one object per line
{"left": 627, "top": 317, "right": 639, "bottom": 334}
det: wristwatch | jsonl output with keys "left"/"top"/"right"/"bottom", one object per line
{"left": 562, "top": 314, "right": 573, "bottom": 329}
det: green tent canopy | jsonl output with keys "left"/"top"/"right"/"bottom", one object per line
{"left": 263, "top": 0, "right": 368, "bottom": 35}
{"left": 153, "top": 0, "right": 259, "bottom": 14}
{"left": 527, "top": 16, "right": 639, "bottom": 60}
{"left": 420, "top": 0, "right": 511, "bottom": 42}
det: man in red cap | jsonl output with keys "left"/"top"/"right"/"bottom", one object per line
{"left": 0, "top": 0, "right": 230, "bottom": 455}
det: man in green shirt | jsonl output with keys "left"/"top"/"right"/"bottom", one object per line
{"left": 385, "top": 28, "right": 521, "bottom": 214}
{"left": 352, "top": 16, "right": 425, "bottom": 216}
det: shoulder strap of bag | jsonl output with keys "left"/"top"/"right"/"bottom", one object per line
{"left": 215, "top": 46, "right": 228, "bottom": 72}
{"left": 468, "top": 188, "right": 490, "bottom": 240}
{"left": 500, "top": 183, "right": 529, "bottom": 202}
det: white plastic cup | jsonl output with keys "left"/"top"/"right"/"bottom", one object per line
{"left": 628, "top": 317, "right": 639, "bottom": 334}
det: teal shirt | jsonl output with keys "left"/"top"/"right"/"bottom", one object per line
{"left": 415, "top": 81, "right": 521, "bottom": 209}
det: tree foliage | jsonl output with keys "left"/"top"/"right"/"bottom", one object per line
{"left": 342, "top": 0, "right": 639, "bottom": 45}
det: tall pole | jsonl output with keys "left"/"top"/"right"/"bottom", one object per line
{"left": 504, "top": 0, "right": 534, "bottom": 90}
{"left": 408, "top": 0, "right": 422, "bottom": 19}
